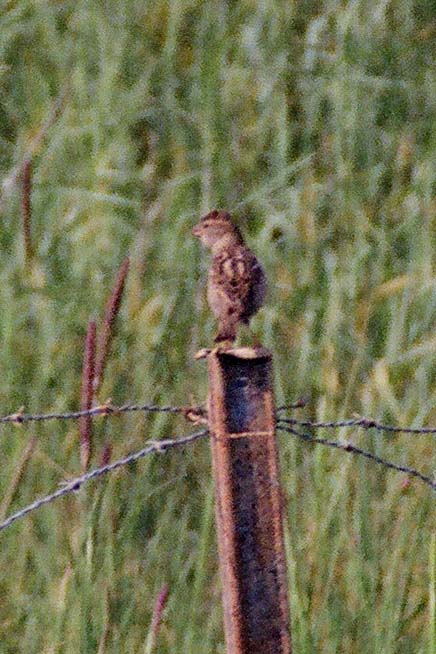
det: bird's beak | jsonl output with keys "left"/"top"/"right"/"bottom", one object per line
{"left": 192, "top": 223, "right": 201, "bottom": 237}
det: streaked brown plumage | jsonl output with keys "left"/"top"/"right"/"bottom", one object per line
{"left": 193, "top": 210, "right": 267, "bottom": 344}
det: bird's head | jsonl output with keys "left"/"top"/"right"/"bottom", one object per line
{"left": 193, "top": 210, "right": 244, "bottom": 251}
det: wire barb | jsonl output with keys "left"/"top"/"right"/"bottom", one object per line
{"left": 276, "top": 397, "right": 309, "bottom": 411}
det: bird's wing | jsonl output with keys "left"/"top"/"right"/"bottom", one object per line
{"left": 211, "top": 247, "right": 261, "bottom": 315}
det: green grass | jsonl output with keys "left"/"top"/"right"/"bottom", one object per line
{"left": 0, "top": 1, "right": 435, "bottom": 652}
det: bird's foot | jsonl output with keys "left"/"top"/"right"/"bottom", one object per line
{"left": 193, "top": 341, "right": 234, "bottom": 360}
{"left": 213, "top": 336, "right": 236, "bottom": 354}
{"left": 214, "top": 332, "right": 235, "bottom": 346}
{"left": 194, "top": 348, "right": 212, "bottom": 360}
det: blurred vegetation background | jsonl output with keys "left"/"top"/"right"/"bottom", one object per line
{"left": 0, "top": 1, "right": 435, "bottom": 652}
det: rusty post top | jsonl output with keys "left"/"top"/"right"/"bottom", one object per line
{"left": 195, "top": 346, "right": 272, "bottom": 362}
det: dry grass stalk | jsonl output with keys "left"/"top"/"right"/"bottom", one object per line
{"left": 21, "top": 157, "right": 33, "bottom": 262}
{"left": 0, "top": 436, "right": 37, "bottom": 521}
{"left": 146, "top": 583, "right": 169, "bottom": 653}
{"left": 80, "top": 320, "right": 97, "bottom": 471}
{"left": 1, "top": 84, "right": 69, "bottom": 215}
{"left": 93, "top": 257, "right": 130, "bottom": 393}
{"left": 99, "top": 441, "right": 113, "bottom": 467}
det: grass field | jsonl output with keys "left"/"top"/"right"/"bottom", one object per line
{"left": 0, "top": 1, "right": 435, "bottom": 652}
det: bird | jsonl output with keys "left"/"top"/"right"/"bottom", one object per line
{"left": 192, "top": 209, "right": 267, "bottom": 346}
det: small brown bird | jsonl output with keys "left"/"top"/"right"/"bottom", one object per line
{"left": 193, "top": 210, "right": 267, "bottom": 345}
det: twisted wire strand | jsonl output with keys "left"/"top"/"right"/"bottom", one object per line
{"left": 277, "top": 423, "right": 436, "bottom": 491}
{"left": 277, "top": 416, "right": 436, "bottom": 435}
{"left": 0, "top": 430, "right": 209, "bottom": 533}
{"left": 0, "top": 403, "right": 184, "bottom": 426}
{"left": 1, "top": 401, "right": 435, "bottom": 436}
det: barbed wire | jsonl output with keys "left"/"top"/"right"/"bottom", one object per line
{"left": 0, "top": 429, "right": 209, "bottom": 533}
{"left": 1, "top": 401, "right": 435, "bottom": 436}
{"left": 277, "top": 416, "right": 436, "bottom": 435}
{"left": 276, "top": 423, "right": 436, "bottom": 491}
{"left": 1, "top": 398, "right": 435, "bottom": 534}
{"left": 0, "top": 402, "right": 185, "bottom": 426}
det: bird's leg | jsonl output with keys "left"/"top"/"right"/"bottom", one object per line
{"left": 213, "top": 335, "right": 235, "bottom": 350}
{"left": 214, "top": 320, "right": 236, "bottom": 350}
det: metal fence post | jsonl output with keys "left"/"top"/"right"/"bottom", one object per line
{"left": 206, "top": 347, "right": 291, "bottom": 654}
